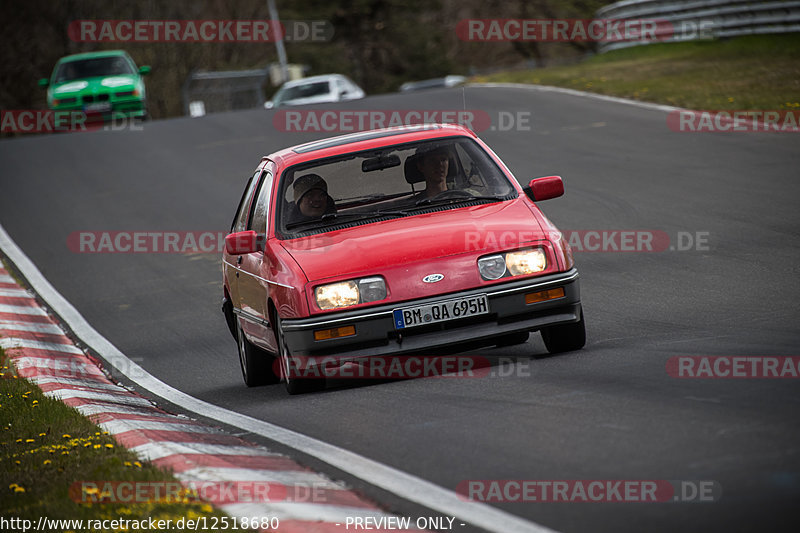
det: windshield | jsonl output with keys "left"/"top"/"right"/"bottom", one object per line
{"left": 55, "top": 57, "right": 135, "bottom": 83}
{"left": 277, "top": 136, "right": 517, "bottom": 237}
{"left": 274, "top": 81, "right": 331, "bottom": 105}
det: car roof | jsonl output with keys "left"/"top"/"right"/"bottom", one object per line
{"left": 266, "top": 124, "right": 478, "bottom": 169}
{"left": 57, "top": 50, "right": 131, "bottom": 63}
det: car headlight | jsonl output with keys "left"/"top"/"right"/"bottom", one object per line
{"left": 505, "top": 248, "right": 547, "bottom": 276}
{"left": 315, "top": 277, "right": 387, "bottom": 310}
{"left": 478, "top": 248, "right": 547, "bottom": 281}
{"left": 477, "top": 255, "right": 507, "bottom": 280}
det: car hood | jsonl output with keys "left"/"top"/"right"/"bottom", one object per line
{"left": 52, "top": 75, "right": 139, "bottom": 96}
{"left": 280, "top": 199, "right": 548, "bottom": 292}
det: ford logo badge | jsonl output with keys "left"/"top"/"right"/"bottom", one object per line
{"left": 422, "top": 273, "right": 445, "bottom": 283}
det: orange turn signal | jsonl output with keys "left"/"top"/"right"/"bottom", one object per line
{"left": 524, "top": 287, "right": 565, "bottom": 305}
{"left": 314, "top": 325, "right": 356, "bottom": 341}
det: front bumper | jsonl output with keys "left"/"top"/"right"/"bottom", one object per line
{"left": 282, "top": 268, "right": 581, "bottom": 359}
{"left": 50, "top": 99, "right": 146, "bottom": 123}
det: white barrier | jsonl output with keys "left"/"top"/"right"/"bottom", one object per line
{"left": 595, "top": 0, "right": 800, "bottom": 52}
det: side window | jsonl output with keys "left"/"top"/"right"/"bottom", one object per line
{"left": 231, "top": 170, "right": 261, "bottom": 233}
{"left": 248, "top": 171, "right": 273, "bottom": 234}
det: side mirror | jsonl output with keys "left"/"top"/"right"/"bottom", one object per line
{"left": 138, "top": 65, "right": 151, "bottom": 75}
{"left": 525, "top": 176, "right": 564, "bottom": 201}
{"left": 225, "top": 231, "right": 262, "bottom": 255}
{"left": 38, "top": 78, "right": 50, "bottom": 88}
{"left": 263, "top": 100, "right": 274, "bottom": 109}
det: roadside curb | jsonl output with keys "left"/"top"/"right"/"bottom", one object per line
{"left": 0, "top": 263, "right": 423, "bottom": 532}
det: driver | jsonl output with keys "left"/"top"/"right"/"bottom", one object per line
{"left": 415, "top": 145, "right": 452, "bottom": 199}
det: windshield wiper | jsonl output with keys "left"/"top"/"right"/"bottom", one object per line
{"left": 413, "top": 194, "right": 507, "bottom": 208}
{"left": 285, "top": 209, "right": 409, "bottom": 230}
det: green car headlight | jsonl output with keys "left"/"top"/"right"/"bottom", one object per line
{"left": 315, "top": 277, "right": 386, "bottom": 310}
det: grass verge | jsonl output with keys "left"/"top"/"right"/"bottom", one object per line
{"left": 0, "top": 345, "right": 243, "bottom": 531}
{"left": 473, "top": 33, "right": 800, "bottom": 111}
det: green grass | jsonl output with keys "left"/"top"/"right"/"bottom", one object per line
{"left": 474, "top": 33, "right": 800, "bottom": 110}
{"left": 0, "top": 346, "right": 244, "bottom": 530}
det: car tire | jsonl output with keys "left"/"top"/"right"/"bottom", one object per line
{"left": 540, "top": 310, "right": 586, "bottom": 354}
{"left": 276, "top": 316, "right": 324, "bottom": 395}
{"left": 237, "top": 323, "right": 279, "bottom": 387}
{"left": 495, "top": 331, "right": 530, "bottom": 347}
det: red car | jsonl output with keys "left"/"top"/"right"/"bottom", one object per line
{"left": 222, "top": 124, "right": 585, "bottom": 393}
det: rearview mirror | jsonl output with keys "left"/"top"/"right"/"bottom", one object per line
{"left": 362, "top": 154, "right": 401, "bottom": 172}
{"left": 225, "top": 231, "right": 262, "bottom": 255}
{"left": 525, "top": 176, "right": 564, "bottom": 201}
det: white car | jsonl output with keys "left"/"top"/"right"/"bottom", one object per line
{"left": 264, "top": 74, "right": 365, "bottom": 109}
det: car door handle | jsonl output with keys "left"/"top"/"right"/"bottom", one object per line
{"left": 237, "top": 255, "right": 243, "bottom": 265}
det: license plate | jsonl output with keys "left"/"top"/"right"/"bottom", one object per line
{"left": 393, "top": 294, "right": 489, "bottom": 330}
{"left": 85, "top": 102, "right": 111, "bottom": 113}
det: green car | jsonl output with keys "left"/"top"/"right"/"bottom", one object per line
{"left": 39, "top": 50, "right": 150, "bottom": 121}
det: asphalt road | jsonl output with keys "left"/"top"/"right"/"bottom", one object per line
{"left": 2, "top": 86, "right": 799, "bottom": 533}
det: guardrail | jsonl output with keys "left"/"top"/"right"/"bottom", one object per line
{"left": 596, "top": 0, "right": 800, "bottom": 52}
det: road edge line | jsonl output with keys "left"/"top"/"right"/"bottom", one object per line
{"left": 467, "top": 82, "right": 681, "bottom": 114}
{"left": 0, "top": 222, "right": 557, "bottom": 533}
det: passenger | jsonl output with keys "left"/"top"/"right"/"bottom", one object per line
{"left": 289, "top": 173, "right": 336, "bottom": 223}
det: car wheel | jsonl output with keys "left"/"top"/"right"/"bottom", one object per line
{"left": 495, "top": 331, "right": 530, "bottom": 347}
{"left": 276, "top": 316, "right": 324, "bottom": 395}
{"left": 237, "top": 323, "right": 279, "bottom": 386}
{"left": 540, "top": 310, "right": 586, "bottom": 354}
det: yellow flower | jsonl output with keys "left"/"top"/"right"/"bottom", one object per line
{"left": 93, "top": 444, "right": 101, "bottom": 449}
{"left": 62, "top": 434, "right": 71, "bottom": 439}
{"left": 727, "top": 97, "right": 734, "bottom": 103}
{"left": 39, "top": 432, "right": 46, "bottom": 437}
{"left": 14, "top": 486, "right": 25, "bottom": 493}
{"left": 200, "top": 504, "right": 213, "bottom": 513}
{"left": 133, "top": 461, "right": 142, "bottom": 468}
{"left": 25, "top": 439, "right": 34, "bottom": 443}
{"left": 124, "top": 461, "right": 132, "bottom": 467}
{"left": 105, "top": 443, "right": 114, "bottom": 449}
{"left": 43, "top": 459, "right": 51, "bottom": 465}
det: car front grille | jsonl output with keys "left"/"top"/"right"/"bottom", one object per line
{"left": 83, "top": 93, "right": 110, "bottom": 103}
